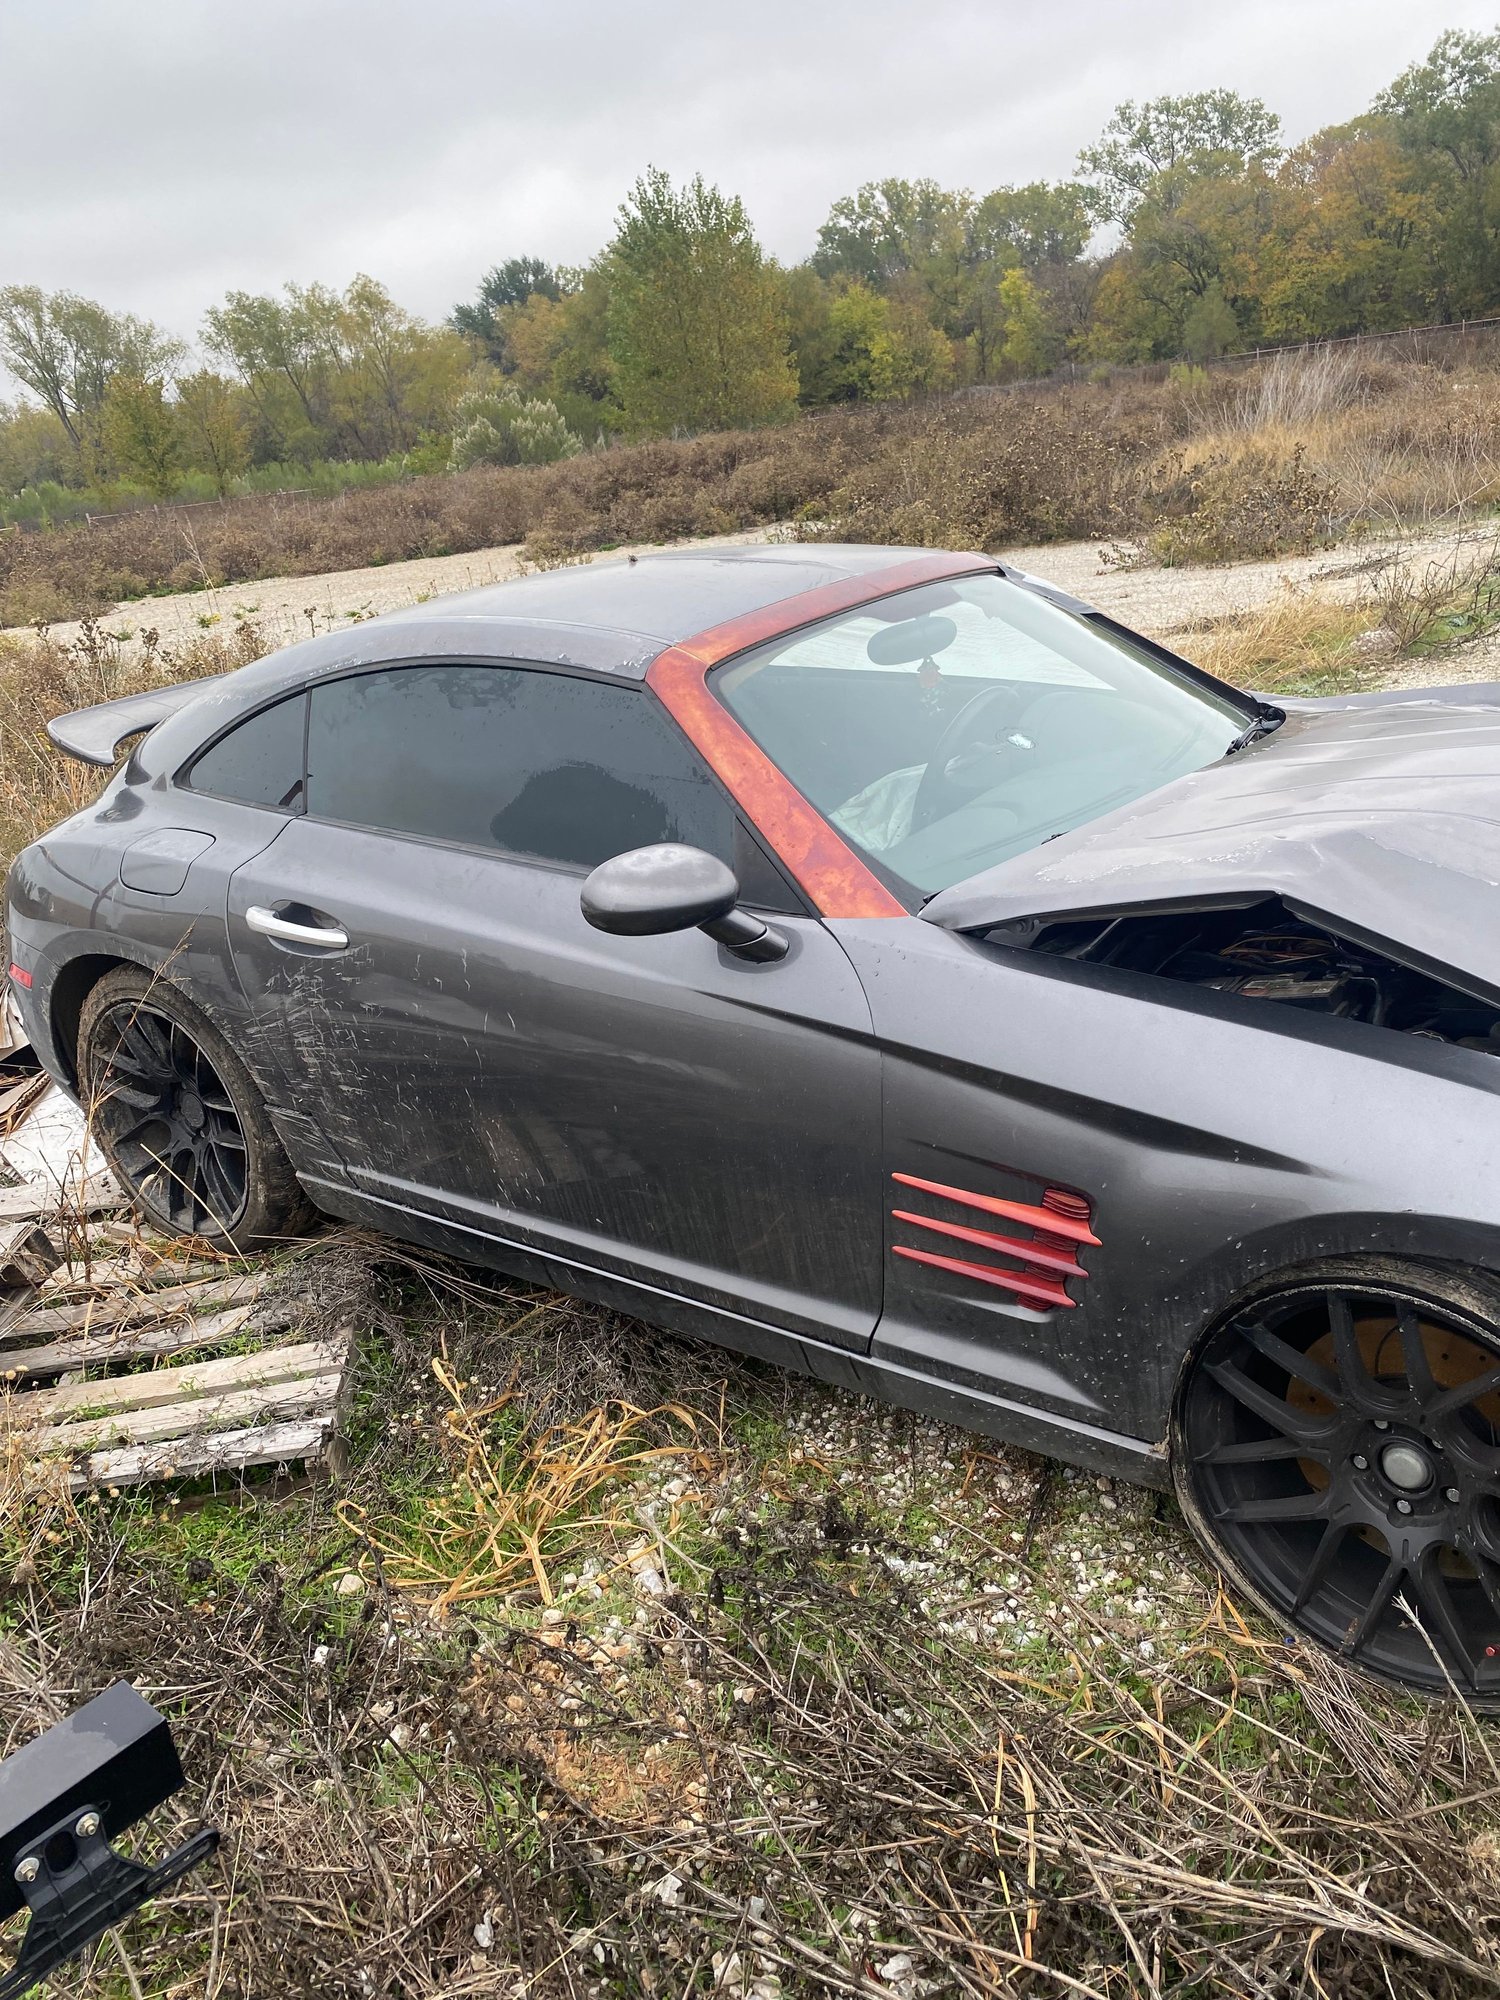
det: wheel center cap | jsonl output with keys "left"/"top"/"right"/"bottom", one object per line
{"left": 1379, "top": 1441, "right": 1432, "bottom": 1492}
{"left": 177, "top": 1090, "right": 206, "bottom": 1133}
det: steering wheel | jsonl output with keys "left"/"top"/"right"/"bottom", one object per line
{"left": 910, "top": 684, "right": 1029, "bottom": 832}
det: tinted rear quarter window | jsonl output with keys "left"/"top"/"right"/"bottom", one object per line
{"left": 184, "top": 693, "right": 307, "bottom": 810}
{"left": 305, "top": 664, "right": 737, "bottom": 870}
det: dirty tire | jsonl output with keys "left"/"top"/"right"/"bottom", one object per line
{"left": 78, "top": 964, "right": 314, "bottom": 1250}
{"left": 1175, "top": 1255, "right": 1500, "bottom": 1704}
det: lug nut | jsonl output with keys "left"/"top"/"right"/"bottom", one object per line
{"left": 1352, "top": 1453, "right": 1369, "bottom": 1470}
{"left": 1446, "top": 1486, "right": 1462, "bottom": 1504}
{"left": 1374, "top": 1418, "right": 1391, "bottom": 1431}
{"left": 13, "top": 1857, "right": 37, "bottom": 1885}
{"left": 1395, "top": 1498, "right": 1413, "bottom": 1515}
{"left": 74, "top": 1813, "right": 99, "bottom": 1839}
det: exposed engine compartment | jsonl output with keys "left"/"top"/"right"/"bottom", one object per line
{"left": 1020, "top": 899, "right": 1500, "bottom": 1055}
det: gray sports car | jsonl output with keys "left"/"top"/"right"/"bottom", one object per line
{"left": 9, "top": 543, "right": 1500, "bottom": 1698}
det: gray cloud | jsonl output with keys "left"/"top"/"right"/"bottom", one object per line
{"left": 1, "top": 0, "right": 1493, "bottom": 356}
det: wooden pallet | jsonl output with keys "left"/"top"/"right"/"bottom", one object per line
{"left": 0, "top": 1267, "right": 354, "bottom": 1491}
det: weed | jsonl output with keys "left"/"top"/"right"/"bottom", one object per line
{"left": 1366, "top": 532, "right": 1500, "bottom": 654}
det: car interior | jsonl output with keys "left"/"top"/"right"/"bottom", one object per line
{"left": 714, "top": 576, "right": 1246, "bottom": 895}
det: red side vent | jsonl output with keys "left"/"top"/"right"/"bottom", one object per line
{"left": 1042, "top": 1188, "right": 1092, "bottom": 1224}
{"left": 890, "top": 1171, "right": 1098, "bottom": 1311}
{"left": 891, "top": 1173, "right": 1099, "bottom": 1246}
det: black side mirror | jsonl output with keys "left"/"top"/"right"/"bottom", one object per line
{"left": 581, "top": 845, "right": 788, "bottom": 963}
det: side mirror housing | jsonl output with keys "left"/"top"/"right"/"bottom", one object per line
{"left": 581, "top": 845, "right": 788, "bottom": 962}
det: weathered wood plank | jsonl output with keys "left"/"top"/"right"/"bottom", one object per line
{"left": 0, "top": 1222, "right": 60, "bottom": 1290}
{"left": 10, "top": 1339, "right": 345, "bottom": 1423}
{"left": 0, "top": 1075, "right": 49, "bottom": 1133}
{"left": 0, "top": 1177, "right": 122, "bottom": 1224}
{"left": 4, "top": 1271, "right": 269, "bottom": 1341}
{"left": 0, "top": 1302, "right": 263, "bottom": 1382}
{"left": 36, "top": 1257, "right": 233, "bottom": 1300}
{"left": 27, "top": 1370, "right": 345, "bottom": 1454}
{"left": 70, "top": 1416, "right": 335, "bottom": 1490}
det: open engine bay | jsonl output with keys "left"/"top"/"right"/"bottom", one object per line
{"left": 1014, "top": 899, "right": 1500, "bottom": 1055}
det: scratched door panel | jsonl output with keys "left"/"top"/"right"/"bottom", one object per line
{"left": 227, "top": 817, "right": 882, "bottom": 1347}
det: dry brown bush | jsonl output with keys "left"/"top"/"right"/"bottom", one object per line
{"left": 0, "top": 619, "right": 263, "bottom": 868}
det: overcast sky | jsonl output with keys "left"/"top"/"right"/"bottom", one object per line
{"left": 2, "top": 0, "right": 1493, "bottom": 360}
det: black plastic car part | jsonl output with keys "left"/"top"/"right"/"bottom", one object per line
{"left": 0, "top": 1682, "right": 217, "bottom": 1998}
{"left": 581, "top": 843, "right": 788, "bottom": 961}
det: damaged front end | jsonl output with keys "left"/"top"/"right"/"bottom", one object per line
{"left": 990, "top": 897, "right": 1500, "bottom": 1058}
{"left": 920, "top": 688, "right": 1500, "bottom": 1059}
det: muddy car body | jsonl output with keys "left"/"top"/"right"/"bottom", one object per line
{"left": 10, "top": 543, "right": 1500, "bottom": 1696}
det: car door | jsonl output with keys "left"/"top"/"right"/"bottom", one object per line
{"left": 223, "top": 659, "right": 883, "bottom": 1349}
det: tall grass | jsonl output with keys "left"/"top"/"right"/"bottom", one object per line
{"left": 0, "top": 620, "right": 262, "bottom": 869}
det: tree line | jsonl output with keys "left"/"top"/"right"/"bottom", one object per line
{"left": 1, "top": 27, "right": 1496, "bottom": 516}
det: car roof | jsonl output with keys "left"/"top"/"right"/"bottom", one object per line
{"left": 362, "top": 543, "right": 943, "bottom": 674}
{"left": 107, "top": 544, "right": 990, "bottom": 774}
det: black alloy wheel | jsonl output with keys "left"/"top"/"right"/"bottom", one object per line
{"left": 87, "top": 998, "right": 250, "bottom": 1237}
{"left": 1179, "top": 1267, "right": 1500, "bottom": 1698}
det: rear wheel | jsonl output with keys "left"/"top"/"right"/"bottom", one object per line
{"left": 78, "top": 966, "right": 311, "bottom": 1250}
{"left": 1177, "top": 1260, "right": 1500, "bottom": 1700}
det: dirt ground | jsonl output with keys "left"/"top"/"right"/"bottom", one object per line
{"left": 37, "top": 524, "right": 1500, "bottom": 689}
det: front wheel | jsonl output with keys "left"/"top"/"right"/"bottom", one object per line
{"left": 78, "top": 965, "right": 313, "bottom": 1250}
{"left": 1176, "top": 1259, "right": 1500, "bottom": 1701}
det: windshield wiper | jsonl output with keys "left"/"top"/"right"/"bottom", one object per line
{"left": 1222, "top": 706, "right": 1285, "bottom": 757}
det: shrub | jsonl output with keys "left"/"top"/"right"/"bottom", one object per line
{"left": 448, "top": 386, "right": 581, "bottom": 470}
{"left": 1144, "top": 444, "right": 1341, "bottom": 564}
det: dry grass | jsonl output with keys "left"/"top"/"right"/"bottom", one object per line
{"left": 342, "top": 1356, "right": 713, "bottom": 1614}
{"left": 0, "top": 619, "right": 262, "bottom": 869}
{"left": 1168, "top": 593, "right": 1389, "bottom": 697}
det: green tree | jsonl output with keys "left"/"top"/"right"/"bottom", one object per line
{"left": 175, "top": 370, "right": 250, "bottom": 494}
{"left": 1180, "top": 278, "right": 1240, "bottom": 359}
{"left": 452, "top": 257, "right": 561, "bottom": 365}
{"left": 0, "top": 401, "right": 76, "bottom": 496}
{"left": 808, "top": 283, "right": 952, "bottom": 401}
{"left": 812, "top": 178, "right": 968, "bottom": 284}
{"left": 607, "top": 169, "right": 798, "bottom": 434}
{"left": 1079, "top": 91, "right": 1283, "bottom": 223}
{"left": 1376, "top": 29, "right": 1500, "bottom": 316}
{"left": 0, "top": 287, "right": 182, "bottom": 467}
{"left": 973, "top": 183, "right": 1093, "bottom": 270}
{"left": 204, "top": 276, "right": 465, "bottom": 462}
{"left": 99, "top": 375, "right": 182, "bottom": 496}
{"left": 496, "top": 267, "right": 619, "bottom": 433}
{"left": 997, "top": 268, "right": 1053, "bottom": 377}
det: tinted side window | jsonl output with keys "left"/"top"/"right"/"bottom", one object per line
{"left": 305, "top": 665, "right": 735, "bottom": 869}
{"left": 185, "top": 694, "right": 306, "bottom": 809}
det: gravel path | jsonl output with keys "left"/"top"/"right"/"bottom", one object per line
{"left": 27, "top": 522, "right": 1499, "bottom": 689}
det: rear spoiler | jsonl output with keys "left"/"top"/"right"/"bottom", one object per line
{"left": 45, "top": 677, "right": 222, "bottom": 767}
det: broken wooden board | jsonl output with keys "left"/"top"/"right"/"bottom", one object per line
{"left": 0, "top": 1176, "right": 122, "bottom": 1226}
{"left": 0, "top": 1260, "right": 355, "bottom": 1489}
{"left": 0, "top": 1073, "right": 48, "bottom": 1137}
{"left": 4, "top": 1269, "right": 267, "bottom": 1340}
{"left": 0, "top": 1222, "right": 60, "bottom": 1291}
{"left": 0, "top": 1302, "right": 265, "bottom": 1382}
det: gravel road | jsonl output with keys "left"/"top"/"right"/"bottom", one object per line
{"left": 26, "top": 523, "right": 1500, "bottom": 688}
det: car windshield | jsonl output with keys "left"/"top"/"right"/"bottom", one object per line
{"left": 712, "top": 572, "right": 1248, "bottom": 898}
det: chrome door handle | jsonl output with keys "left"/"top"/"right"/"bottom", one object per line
{"left": 245, "top": 905, "right": 349, "bottom": 949}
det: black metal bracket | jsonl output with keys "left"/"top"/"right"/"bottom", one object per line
{"left": 0, "top": 1804, "right": 218, "bottom": 2000}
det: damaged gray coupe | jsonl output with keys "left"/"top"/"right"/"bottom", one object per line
{"left": 10, "top": 542, "right": 1500, "bottom": 1699}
